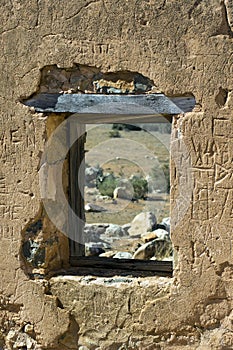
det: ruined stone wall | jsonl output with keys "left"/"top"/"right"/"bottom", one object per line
{"left": 0, "top": 0, "right": 233, "bottom": 349}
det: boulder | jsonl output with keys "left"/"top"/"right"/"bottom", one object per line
{"left": 152, "top": 239, "right": 173, "bottom": 260}
{"left": 141, "top": 231, "right": 158, "bottom": 243}
{"left": 156, "top": 223, "right": 167, "bottom": 231}
{"left": 95, "top": 194, "right": 112, "bottom": 202}
{"left": 84, "top": 224, "right": 109, "bottom": 242}
{"left": 153, "top": 228, "right": 169, "bottom": 241}
{"left": 85, "top": 166, "right": 100, "bottom": 183}
{"left": 113, "top": 187, "right": 132, "bottom": 200}
{"left": 161, "top": 217, "right": 170, "bottom": 233}
{"left": 99, "top": 251, "right": 117, "bottom": 258}
{"left": 100, "top": 224, "right": 126, "bottom": 244}
{"left": 133, "top": 240, "right": 156, "bottom": 260}
{"left": 122, "top": 223, "right": 131, "bottom": 235}
{"left": 161, "top": 256, "right": 173, "bottom": 262}
{"left": 85, "top": 203, "right": 106, "bottom": 212}
{"left": 133, "top": 238, "right": 172, "bottom": 260}
{"left": 128, "top": 212, "right": 157, "bottom": 237}
{"left": 113, "top": 179, "right": 133, "bottom": 199}
{"left": 85, "top": 242, "right": 106, "bottom": 256}
{"left": 113, "top": 252, "right": 133, "bottom": 259}
{"left": 105, "top": 224, "right": 126, "bottom": 238}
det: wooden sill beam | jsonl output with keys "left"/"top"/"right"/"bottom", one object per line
{"left": 70, "top": 256, "right": 173, "bottom": 277}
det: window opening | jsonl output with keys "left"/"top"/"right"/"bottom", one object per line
{"left": 23, "top": 91, "right": 195, "bottom": 277}
{"left": 68, "top": 116, "right": 173, "bottom": 277}
{"left": 83, "top": 123, "right": 172, "bottom": 262}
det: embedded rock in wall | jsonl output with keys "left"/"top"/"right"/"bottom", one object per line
{"left": 113, "top": 251, "right": 133, "bottom": 259}
{"left": 93, "top": 71, "right": 154, "bottom": 94}
{"left": 5, "top": 330, "right": 37, "bottom": 350}
{"left": 38, "top": 65, "right": 155, "bottom": 95}
{"left": 21, "top": 204, "right": 69, "bottom": 276}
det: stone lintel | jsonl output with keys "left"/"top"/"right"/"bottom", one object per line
{"left": 23, "top": 93, "right": 195, "bottom": 118}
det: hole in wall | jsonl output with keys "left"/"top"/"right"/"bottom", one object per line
{"left": 26, "top": 63, "right": 155, "bottom": 98}
{"left": 56, "top": 297, "right": 64, "bottom": 309}
{"left": 21, "top": 63, "right": 196, "bottom": 277}
{"left": 215, "top": 87, "right": 228, "bottom": 107}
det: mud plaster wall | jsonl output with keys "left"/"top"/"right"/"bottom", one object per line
{"left": 0, "top": 0, "right": 233, "bottom": 349}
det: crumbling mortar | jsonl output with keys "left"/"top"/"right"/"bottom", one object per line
{"left": 143, "top": 326, "right": 201, "bottom": 346}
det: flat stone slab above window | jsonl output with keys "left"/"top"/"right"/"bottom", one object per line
{"left": 23, "top": 93, "right": 195, "bottom": 117}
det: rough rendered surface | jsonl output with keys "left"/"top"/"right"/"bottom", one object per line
{"left": 0, "top": 0, "right": 233, "bottom": 349}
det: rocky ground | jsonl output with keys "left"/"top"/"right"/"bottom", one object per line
{"left": 83, "top": 124, "right": 172, "bottom": 261}
{"left": 84, "top": 212, "right": 172, "bottom": 261}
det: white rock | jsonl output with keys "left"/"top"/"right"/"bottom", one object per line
{"left": 128, "top": 212, "right": 157, "bottom": 237}
{"left": 85, "top": 166, "right": 100, "bottom": 182}
{"left": 162, "top": 217, "right": 170, "bottom": 233}
{"left": 105, "top": 224, "right": 126, "bottom": 237}
{"left": 113, "top": 186, "right": 132, "bottom": 199}
{"left": 133, "top": 240, "right": 156, "bottom": 259}
{"left": 100, "top": 224, "right": 127, "bottom": 244}
{"left": 99, "top": 250, "right": 116, "bottom": 258}
{"left": 95, "top": 194, "right": 111, "bottom": 201}
{"left": 122, "top": 223, "right": 131, "bottom": 235}
{"left": 84, "top": 224, "right": 109, "bottom": 242}
{"left": 113, "top": 252, "right": 133, "bottom": 259}
{"left": 162, "top": 256, "right": 173, "bottom": 261}
{"left": 153, "top": 228, "right": 169, "bottom": 240}
{"left": 85, "top": 203, "right": 106, "bottom": 212}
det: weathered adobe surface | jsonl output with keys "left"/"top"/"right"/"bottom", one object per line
{"left": 0, "top": 0, "right": 233, "bottom": 349}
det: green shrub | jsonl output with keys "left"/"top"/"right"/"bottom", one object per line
{"left": 109, "top": 130, "right": 121, "bottom": 138}
{"left": 129, "top": 175, "right": 148, "bottom": 199}
{"left": 96, "top": 172, "right": 149, "bottom": 199}
{"left": 96, "top": 173, "right": 118, "bottom": 197}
